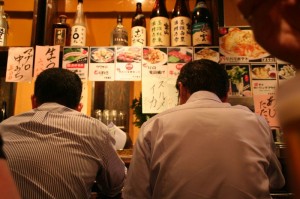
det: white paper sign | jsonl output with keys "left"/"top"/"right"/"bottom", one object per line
{"left": 6, "top": 47, "right": 34, "bottom": 82}
{"left": 115, "top": 47, "right": 142, "bottom": 81}
{"left": 33, "top": 45, "right": 60, "bottom": 78}
{"left": 62, "top": 47, "right": 89, "bottom": 80}
{"left": 80, "top": 80, "right": 88, "bottom": 115}
{"left": 88, "top": 47, "right": 115, "bottom": 81}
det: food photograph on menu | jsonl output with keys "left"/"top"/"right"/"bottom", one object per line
{"left": 90, "top": 47, "right": 115, "bottom": 63}
{"left": 143, "top": 47, "right": 168, "bottom": 65}
{"left": 194, "top": 47, "right": 219, "bottom": 63}
{"left": 219, "top": 27, "right": 273, "bottom": 62}
{"left": 225, "top": 64, "right": 252, "bottom": 97}
{"left": 167, "top": 47, "right": 192, "bottom": 63}
{"left": 251, "top": 64, "right": 277, "bottom": 79}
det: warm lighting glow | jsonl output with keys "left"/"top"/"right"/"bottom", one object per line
{"left": 136, "top": 0, "right": 144, "bottom": 3}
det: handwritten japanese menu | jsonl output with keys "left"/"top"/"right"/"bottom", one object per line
{"left": 34, "top": 45, "right": 60, "bottom": 78}
{"left": 6, "top": 47, "right": 34, "bottom": 82}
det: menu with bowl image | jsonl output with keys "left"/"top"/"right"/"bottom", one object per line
{"left": 88, "top": 47, "right": 115, "bottom": 81}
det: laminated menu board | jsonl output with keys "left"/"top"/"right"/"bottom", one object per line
{"left": 88, "top": 47, "right": 115, "bottom": 81}
{"left": 194, "top": 47, "right": 219, "bottom": 63}
{"left": 219, "top": 26, "right": 276, "bottom": 63}
{"left": 62, "top": 47, "right": 89, "bottom": 80}
{"left": 115, "top": 47, "right": 142, "bottom": 81}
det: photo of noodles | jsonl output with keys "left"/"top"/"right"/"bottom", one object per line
{"left": 219, "top": 27, "right": 268, "bottom": 59}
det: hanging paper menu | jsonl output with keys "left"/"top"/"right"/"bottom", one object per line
{"left": 6, "top": 47, "right": 34, "bottom": 82}
{"left": 88, "top": 47, "right": 115, "bottom": 81}
{"left": 33, "top": 45, "right": 60, "bottom": 78}
{"left": 115, "top": 47, "right": 142, "bottom": 81}
{"left": 62, "top": 47, "right": 89, "bottom": 80}
{"left": 142, "top": 47, "right": 174, "bottom": 113}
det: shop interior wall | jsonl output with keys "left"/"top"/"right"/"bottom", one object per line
{"left": 9, "top": 0, "right": 247, "bottom": 143}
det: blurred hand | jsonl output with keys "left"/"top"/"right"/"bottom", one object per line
{"left": 235, "top": 0, "right": 300, "bottom": 67}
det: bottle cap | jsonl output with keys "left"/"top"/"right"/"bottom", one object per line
{"left": 117, "top": 14, "right": 122, "bottom": 23}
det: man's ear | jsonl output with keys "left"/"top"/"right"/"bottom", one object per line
{"left": 178, "top": 82, "right": 190, "bottom": 105}
{"left": 76, "top": 103, "right": 83, "bottom": 112}
{"left": 31, "top": 95, "right": 38, "bottom": 109}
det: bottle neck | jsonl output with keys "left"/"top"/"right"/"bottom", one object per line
{"left": 151, "top": 0, "right": 168, "bottom": 18}
{"left": 0, "top": 5, "right": 4, "bottom": 15}
{"left": 136, "top": 3, "right": 142, "bottom": 14}
{"left": 74, "top": 2, "right": 85, "bottom": 25}
{"left": 173, "top": 0, "right": 189, "bottom": 15}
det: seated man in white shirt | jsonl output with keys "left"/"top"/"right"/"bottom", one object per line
{"left": 123, "top": 59, "right": 285, "bottom": 199}
{"left": 1, "top": 68, "right": 126, "bottom": 199}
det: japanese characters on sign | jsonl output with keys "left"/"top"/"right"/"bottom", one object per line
{"left": 34, "top": 45, "right": 60, "bottom": 78}
{"left": 89, "top": 47, "right": 115, "bottom": 81}
{"left": 115, "top": 47, "right": 142, "bottom": 81}
{"left": 62, "top": 47, "right": 89, "bottom": 80}
{"left": 6, "top": 47, "right": 34, "bottom": 82}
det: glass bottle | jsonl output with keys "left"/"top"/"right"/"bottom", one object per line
{"left": 171, "top": 0, "right": 191, "bottom": 46}
{"left": 131, "top": 2, "right": 146, "bottom": 46}
{"left": 0, "top": 0, "right": 7, "bottom": 46}
{"left": 0, "top": 101, "right": 7, "bottom": 122}
{"left": 192, "top": 0, "right": 213, "bottom": 46}
{"left": 110, "top": 14, "right": 128, "bottom": 46}
{"left": 150, "top": 0, "right": 170, "bottom": 47}
{"left": 52, "top": 15, "right": 71, "bottom": 47}
{"left": 70, "top": 0, "right": 86, "bottom": 46}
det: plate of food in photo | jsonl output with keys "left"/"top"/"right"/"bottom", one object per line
{"left": 90, "top": 48, "right": 114, "bottom": 63}
{"left": 219, "top": 27, "right": 269, "bottom": 60}
{"left": 143, "top": 48, "right": 168, "bottom": 65}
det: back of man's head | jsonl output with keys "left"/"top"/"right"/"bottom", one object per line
{"left": 176, "top": 59, "right": 229, "bottom": 99}
{"left": 34, "top": 68, "right": 82, "bottom": 109}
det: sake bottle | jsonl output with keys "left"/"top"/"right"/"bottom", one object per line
{"left": 171, "top": 0, "right": 191, "bottom": 46}
{"left": 70, "top": 0, "right": 86, "bottom": 46}
{"left": 110, "top": 14, "right": 128, "bottom": 46}
{"left": 131, "top": 2, "right": 146, "bottom": 46}
{"left": 0, "top": 0, "right": 7, "bottom": 46}
{"left": 192, "top": 0, "right": 213, "bottom": 46}
{"left": 150, "top": 0, "right": 170, "bottom": 47}
{"left": 52, "top": 15, "right": 71, "bottom": 47}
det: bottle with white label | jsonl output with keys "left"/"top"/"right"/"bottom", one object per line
{"left": 70, "top": 0, "right": 86, "bottom": 46}
{"left": 192, "top": 0, "right": 213, "bottom": 46}
{"left": 131, "top": 2, "right": 146, "bottom": 46}
{"left": 171, "top": 0, "right": 191, "bottom": 46}
{"left": 150, "top": 0, "right": 170, "bottom": 47}
{"left": 0, "top": 0, "right": 7, "bottom": 46}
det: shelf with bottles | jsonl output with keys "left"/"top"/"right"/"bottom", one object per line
{"left": 48, "top": 0, "right": 222, "bottom": 48}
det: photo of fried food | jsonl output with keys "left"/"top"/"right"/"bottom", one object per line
{"left": 195, "top": 48, "right": 219, "bottom": 62}
{"left": 143, "top": 48, "right": 167, "bottom": 64}
{"left": 220, "top": 27, "right": 268, "bottom": 59}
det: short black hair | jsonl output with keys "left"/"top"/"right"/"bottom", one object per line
{"left": 34, "top": 68, "right": 82, "bottom": 109}
{"left": 176, "top": 59, "right": 229, "bottom": 99}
